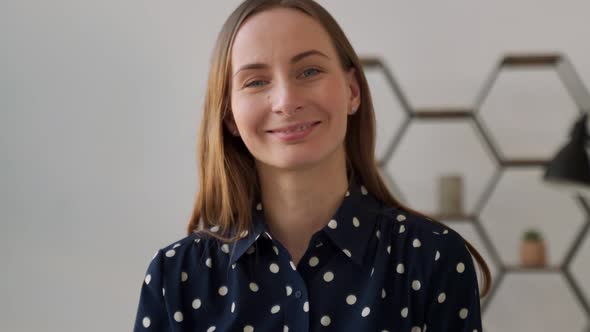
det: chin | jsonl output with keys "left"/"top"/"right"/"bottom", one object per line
{"left": 263, "top": 144, "right": 343, "bottom": 172}
{"left": 268, "top": 155, "right": 323, "bottom": 171}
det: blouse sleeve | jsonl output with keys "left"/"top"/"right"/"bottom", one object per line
{"left": 425, "top": 231, "right": 484, "bottom": 332}
{"left": 133, "top": 250, "right": 171, "bottom": 331}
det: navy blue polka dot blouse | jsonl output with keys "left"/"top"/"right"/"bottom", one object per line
{"left": 133, "top": 178, "right": 483, "bottom": 331}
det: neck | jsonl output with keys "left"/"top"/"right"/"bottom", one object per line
{"left": 255, "top": 147, "right": 349, "bottom": 263}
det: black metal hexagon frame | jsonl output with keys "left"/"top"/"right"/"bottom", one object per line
{"left": 361, "top": 53, "right": 590, "bottom": 331}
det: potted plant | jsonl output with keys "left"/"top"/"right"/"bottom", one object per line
{"left": 520, "top": 228, "right": 547, "bottom": 268}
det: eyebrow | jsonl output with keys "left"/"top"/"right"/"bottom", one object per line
{"left": 233, "top": 49, "right": 329, "bottom": 77}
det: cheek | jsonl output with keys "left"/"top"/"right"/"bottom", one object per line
{"left": 231, "top": 96, "right": 267, "bottom": 136}
{"left": 316, "top": 77, "right": 349, "bottom": 108}
{"left": 318, "top": 84, "right": 349, "bottom": 123}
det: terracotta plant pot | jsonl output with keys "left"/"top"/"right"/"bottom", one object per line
{"left": 520, "top": 240, "right": 546, "bottom": 267}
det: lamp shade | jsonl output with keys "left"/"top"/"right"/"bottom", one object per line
{"left": 543, "top": 113, "right": 590, "bottom": 191}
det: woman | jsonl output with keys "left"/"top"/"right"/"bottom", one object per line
{"left": 133, "top": 0, "right": 491, "bottom": 331}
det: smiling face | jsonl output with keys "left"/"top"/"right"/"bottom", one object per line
{"left": 226, "top": 7, "right": 360, "bottom": 173}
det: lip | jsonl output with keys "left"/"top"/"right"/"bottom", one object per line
{"left": 267, "top": 121, "right": 321, "bottom": 142}
{"left": 266, "top": 121, "right": 321, "bottom": 133}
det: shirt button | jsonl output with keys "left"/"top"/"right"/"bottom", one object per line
{"left": 295, "top": 290, "right": 302, "bottom": 298}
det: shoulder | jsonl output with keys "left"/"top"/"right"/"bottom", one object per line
{"left": 379, "top": 205, "right": 451, "bottom": 242}
{"left": 381, "top": 206, "right": 478, "bottom": 291}
{"left": 156, "top": 232, "right": 202, "bottom": 263}
{"left": 141, "top": 232, "right": 227, "bottom": 284}
{"left": 142, "top": 234, "right": 196, "bottom": 277}
{"left": 381, "top": 206, "right": 472, "bottom": 271}
{"left": 389, "top": 207, "right": 478, "bottom": 285}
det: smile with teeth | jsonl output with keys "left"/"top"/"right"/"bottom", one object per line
{"left": 272, "top": 122, "right": 316, "bottom": 133}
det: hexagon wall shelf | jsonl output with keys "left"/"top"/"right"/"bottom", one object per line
{"left": 361, "top": 54, "right": 590, "bottom": 331}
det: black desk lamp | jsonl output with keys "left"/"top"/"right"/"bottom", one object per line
{"left": 544, "top": 113, "right": 590, "bottom": 193}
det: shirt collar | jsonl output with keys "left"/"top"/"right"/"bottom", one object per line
{"left": 321, "top": 177, "right": 381, "bottom": 267}
{"left": 228, "top": 208, "right": 268, "bottom": 266}
{"left": 228, "top": 176, "right": 381, "bottom": 267}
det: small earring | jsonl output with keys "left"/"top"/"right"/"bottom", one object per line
{"left": 350, "top": 107, "right": 357, "bottom": 114}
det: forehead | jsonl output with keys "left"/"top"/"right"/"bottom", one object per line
{"left": 231, "top": 7, "right": 336, "bottom": 69}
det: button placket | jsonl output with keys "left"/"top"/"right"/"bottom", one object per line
{"left": 282, "top": 268, "right": 310, "bottom": 332}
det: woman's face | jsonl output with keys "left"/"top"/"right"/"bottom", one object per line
{"left": 227, "top": 7, "right": 360, "bottom": 172}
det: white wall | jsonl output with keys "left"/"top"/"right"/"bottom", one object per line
{"left": 2, "top": 1, "right": 589, "bottom": 331}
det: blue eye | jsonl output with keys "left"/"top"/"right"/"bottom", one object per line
{"left": 245, "top": 80, "right": 266, "bottom": 88}
{"left": 302, "top": 68, "right": 321, "bottom": 78}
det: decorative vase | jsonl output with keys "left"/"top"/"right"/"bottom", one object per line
{"left": 438, "top": 174, "right": 464, "bottom": 217}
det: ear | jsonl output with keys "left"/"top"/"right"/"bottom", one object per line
{"left": 346, "top": 67, "right": 361, "bottom": 112}
{"left": 223, "top": 110, "right": 239, "bottom": 136}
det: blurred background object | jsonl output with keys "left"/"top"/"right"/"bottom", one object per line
{"left": 520, "top": 228, "right": 547, "bottom": 268}
{"left": 545, "top": 113, "right": 590, "bottom": 195}
{"left": 363, "top": 52, "right": 590, "bottom": 331}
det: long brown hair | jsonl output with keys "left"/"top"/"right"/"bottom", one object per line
{"left": 187, "top": 0, "right": 491, "bottom": 298}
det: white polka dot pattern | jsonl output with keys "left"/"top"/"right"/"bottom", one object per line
{"left": 249, "top": 282, "right": 259, "bottom": 292}
{"left": 192, "top": 298, "right": 201, "bottom": 309}
{"left": 346, "top": 294, "right": 357, "bottom": 305}
{"left": 133, "top": 181, "right": 483, "bottom": 331}
{"left": 173, "top": 311, "right": 183, "bottom": 322}
{"left": 328, "top": 219, "right": 338, "bottom": 229}
{"left": 323, "top": 271, "right": 334, "bottom": 282}
{"left": 309, "top": 256, "right": 319, "bottom": 267}
{"left": 269, "top": 263, "right": 279, "bottom": 273}
{"left": 361, "top": 307, "right": 371, "bottom": 317}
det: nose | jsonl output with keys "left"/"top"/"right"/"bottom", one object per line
{"left": 269, "top": 80, "right": 303, "bottom": 116}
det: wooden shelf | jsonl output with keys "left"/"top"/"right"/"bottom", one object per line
{"left": 504, "top": 265, "right": 562, "bottom": 273}
{"left": 428, "top": 213, "right": 476, "bottom": 222}
{"left": 413, "top": 108, "right": 473, "bottom": 119}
